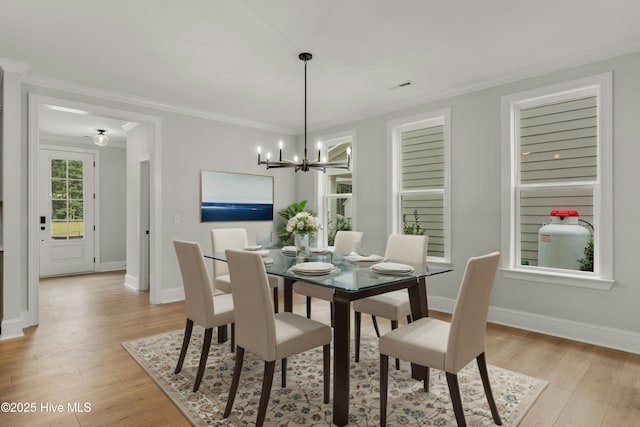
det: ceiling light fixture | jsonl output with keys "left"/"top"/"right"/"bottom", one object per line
{"left": 93, "top": 129, "right": 109, "bottom": 147}
{"left": 257, "top": 52, "right": 351, "bottom": 172}
{"left": 43, "top": 104, "right": 90, "bottom": 115}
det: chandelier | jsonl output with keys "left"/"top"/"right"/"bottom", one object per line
{"left": 257, "top": 52, "right": 351, "bottom": 172}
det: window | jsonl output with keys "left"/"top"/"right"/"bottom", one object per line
{"left": 501, "top": 73, "right": 613, "bottom": 289}
{"left": 390, "top": 110, "right": 451, "bottom": 263}
{"left": 317, "top": 134, "right": 353, "bottom": 247}
{"left": 50, "top": 158, "right": 85, "bottom": 239}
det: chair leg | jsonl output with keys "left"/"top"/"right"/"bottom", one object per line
{"left": 193, "top": 328, "right": 213, "bottom": 392}
{"left": 224, "top": 346, "right": 245, "bottom": 418}
{"left": 477, "top": 353, "right": 502, "bottom": 425}
{"left": 230, "top": 323, "right": 235, "bottom": 353}
{"left": 281, "top": 358, "right": 287, "bottom": 388}
{"left": 406, "top": 315, "right": 412, "bottom": 324}
{"left": 424, "top": 366, "right": 430, "bottom": 392}
{"left": 371, "top": 315, "right": 381, "bottom": 337}
{"left": 354, "top": 311, "right": 362, "bottom": 362}
{"left": 273, "top": 287, "right": 279, "bottom": 313}
{"left": 446, "top": 372, "right": 467, "bottom": 427}
{"left": 323, "top": 344, "right": 330, "bottom": 404}
{"left": 256, "top": 360, "right": 276, "bottom": 427}
{"left": 174, "top": 319, "right": 193, "bottom": 374}
{"left": 391, "top": 320, "right": 400, "bottom": 370}
{"left": 380, "top": 354, "right": 389, "bottom": 427}
{"left": 306, "top": 296, "right": 312, "bottom": 318}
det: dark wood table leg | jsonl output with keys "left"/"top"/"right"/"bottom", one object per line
{"left": 333, "top": 293, "right": 350, "bottom": 427}
{"left": 217, "top": 325, "right": 228, "bottom": 343}
{"left": 284, "top": 278, "right": 294, "bottom": 313}
{"left": 408, "top": 277, "right": 429, "bottom": 380}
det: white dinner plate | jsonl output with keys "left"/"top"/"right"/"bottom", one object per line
{"left": 370, "top": 262, "right": 415, "bottom": 275}
{"left": 310, "top": 247, "right": 330, "bottom": 255}
{"left": 244, "top": 245, "right": 263, "bottom": 251}
{"left": 344, "top": 254, "right": 386, "bottom": 263}
{"left": 291, "top": 262, "right": 334, "bottom": 273}
{"left": 289, "top": 265, "right": 339, "bottom": 276}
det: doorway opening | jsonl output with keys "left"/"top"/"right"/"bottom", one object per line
{"left": 27, "top": 94, "right": 162, "bottom": 327}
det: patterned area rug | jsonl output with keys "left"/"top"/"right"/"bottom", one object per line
{"left": 123, "top": 328, "right": 546, "bottom": 426}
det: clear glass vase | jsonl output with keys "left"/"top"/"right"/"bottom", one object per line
{"left": 294, "top": 233, "right": 310, "bottom": 257}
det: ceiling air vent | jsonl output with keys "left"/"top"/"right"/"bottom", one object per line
{"left": 388, "top": 80, "right": 413, "bottom": 90}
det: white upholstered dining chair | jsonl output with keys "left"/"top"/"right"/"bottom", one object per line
{"left": 223, "top": 249, "right": 332, "bottom": 427}
{"left": 353, "top": 234, "right": 428, "bottom": 369}
{"left": 211, "top": 228, "right": 281, "bottom": 312}
{"left": 173, "top": 239, "right": 235, "bottom": 392}
{"left": 378, "top": 251, "right": 502, "bottom": 427}
{"left": 292, "top": 230, "right": 363, "bottom": 319}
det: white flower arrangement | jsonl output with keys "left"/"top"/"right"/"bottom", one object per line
{"left": 285, "top": 211, "right": 321, "bottom": 235}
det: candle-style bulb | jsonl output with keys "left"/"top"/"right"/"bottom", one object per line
{"left": 279, "top": 140, "right": 284, "bottom": 149}
{"left": 267, "top": 152, "right": 272, "bottom": 160}
{"left": 293, "top": 155, "right": 299, "bottom": 162}
{"left": 317, "top": 141, "right": 322, "bottom": 150}
{"left": 346, "top": 146, "right": 352, "bottom": 156}
{"left": 257, "top": 146, "right": 262, "bottom": 154}
{"left": 322, "top": 156, "right": 327, "bottom": 162}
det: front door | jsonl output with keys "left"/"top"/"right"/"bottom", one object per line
{"left": 39, "top": 149, "right": 96, "bottom": 276}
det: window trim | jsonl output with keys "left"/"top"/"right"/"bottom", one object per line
{"left": 500, "top": 72, "right": 613, "bottom": 289}
{"left": 315, "top": 130, "right": 356, "bottom": 247}
{"left": 387, "top": 109, "right": 452, "bottom": 264}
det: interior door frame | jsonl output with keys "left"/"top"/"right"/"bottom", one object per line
{"left": 39, "top": 144, "right": 100, "bottom": 276}
{"left": 27, "top": 94, "right": 163, "bottom": 327}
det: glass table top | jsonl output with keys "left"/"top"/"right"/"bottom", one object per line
{"left": 206, "top": 249, "right": 452, "bottom": 293}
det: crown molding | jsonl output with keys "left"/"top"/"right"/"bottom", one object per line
{"left": 302, "top": 40, "right": 640, "bottom": 135}
{"left": 23, "top": 73, "right": 296, "bottom": 135}
{"left": 39, "top": 132, "right": 126, "bottom": 149}
{"left": 0, "top": 57, "right": 30, "bottom": 74}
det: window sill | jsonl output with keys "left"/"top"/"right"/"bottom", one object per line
{"left": 427, "top": 260, "right": 452, "bottom": 269}
{"left": 500, "top": 268, "right": 614, "bottom": 290}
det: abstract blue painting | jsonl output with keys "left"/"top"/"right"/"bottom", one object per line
{"left": 201, "top": 171, "right": 274, "bottom": 222}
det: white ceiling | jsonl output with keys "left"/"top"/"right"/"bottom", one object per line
{"left": 2, "top": 0, "right": 640, "bottom": 136}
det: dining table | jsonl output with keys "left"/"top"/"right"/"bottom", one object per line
{"left": 206, "top": 248, "right": 452, "bottom": 427}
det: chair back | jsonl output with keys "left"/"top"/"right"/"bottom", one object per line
{"left": 210, "top": 228, "right": 249, "bottom": 278}
{"left": 445, "top": 251, "right": 500, "bottom": 373}
{"left": 173, "top": 240, "right": 215, "bottom": 327}
{"left": 226, "top": 249, "right": 277, "bottom": 361}
{"left": 384, "top": 234, "right": 428, "bottom": 265}
{"left": 333, "top": 230, "right": 364, "bottom": 256}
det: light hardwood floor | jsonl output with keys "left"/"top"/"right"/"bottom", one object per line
{"left": 0, "top": 271, "right": 638, "bottom": 426}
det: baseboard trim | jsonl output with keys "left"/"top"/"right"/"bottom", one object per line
{"left": 0, "top": 317, "right": 25, "bottom": 341}
{"left": 98, "top": 261, "right": 126, "bottom": 272}
{"left": 124, "top": 274, "right": 139, "bottom": 291}
{"left": 160, "top": 286, "right": 185, "bottom": 304}
{"left": 429, "top": 296, "right": 640, "bottom": 354}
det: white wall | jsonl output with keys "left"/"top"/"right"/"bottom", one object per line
{"left": 158, "top": 113, "right": 295, "bottom": 300}
{"left": 298, "top": 52, "right": 640, "bottom": 353}
{"left": 98, "top": 145, "right": 126, "bottom": 265}
{"left": 125, "top": 123, "right": 152, "bottom": 290}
